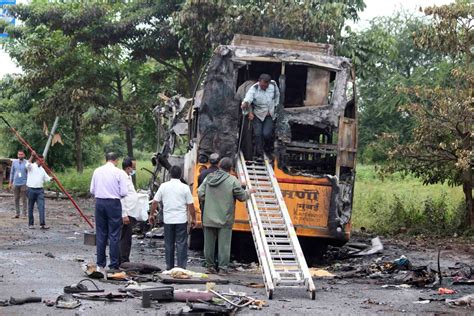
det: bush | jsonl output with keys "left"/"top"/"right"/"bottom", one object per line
{"left": 353, "top": 165, "right": 468, "bottom": 236}
{"left": 47, "top": 159, "right": 154, "bottom": 194}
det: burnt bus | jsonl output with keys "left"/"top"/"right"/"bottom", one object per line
{"left": 181, "top": 34, "right": 357, "bottom": 259}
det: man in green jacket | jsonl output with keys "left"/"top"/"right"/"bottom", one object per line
{"left": 198, "top": 157, "right": 255, "bottom": 274}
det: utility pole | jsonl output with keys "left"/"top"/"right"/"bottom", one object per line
{"left": 42, "top": 116, "right": 59, "bottom": 160}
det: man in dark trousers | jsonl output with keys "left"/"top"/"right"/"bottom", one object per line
{"left": 90, "top": 152, "right": 128, "bottom": 271}
{"left": 25, "top": 151, "right": 51, "bottom": 229}
{"left": 241, "top": 73, "right": 280, "bottom": 158}
{"left": 119, "top": 157, "right": 138, "bottom": 264}
{"left": 149, "top": 166, "right": 196, "bottom": 270}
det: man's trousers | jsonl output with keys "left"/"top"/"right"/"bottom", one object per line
{"left": 203, "top": 226, "right": 232, "bottom": 270}
{"left": 95, "top": 198, "right": 122, "bottom": 269}
{"left": 164, "top": 222, "right": 188, "bottom": 270}
{"left": 253, "top": 116, "right": 274, "bottom": 156}
{"left": 27, "top": 187, "right": 45, "bottom": 226}
{"left": 14, "top": 184, "right": 27, "bottom": 216}
{"left": 120, "top": 216, "right": 137, "bottom": 264}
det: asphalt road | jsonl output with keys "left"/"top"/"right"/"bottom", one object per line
{"left": 0, "top": 195, "right": 472, "bottom": 315}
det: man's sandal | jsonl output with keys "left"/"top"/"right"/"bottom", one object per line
{"left": 63, "top": 279, "right": 104, "bottom": 294}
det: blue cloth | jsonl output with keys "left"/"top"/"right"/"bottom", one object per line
{"left": 95, "top": 198, "right": 122, "bottom": 269}
{"left": 10, "top": 159, "right": 28, "bottom": 186}
{"left": 28, "top": 188, "right": 45, "bottom": 226}
{"left": 164, "top": 222, "right": 188, "bottom": 270}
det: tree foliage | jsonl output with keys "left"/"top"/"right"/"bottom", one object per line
{"left": 388, "top": 1, "right": 473, "bottom": 227}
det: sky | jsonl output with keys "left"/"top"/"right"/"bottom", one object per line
{"left": 0, "top": 0, "right": 454, "bottom": 79}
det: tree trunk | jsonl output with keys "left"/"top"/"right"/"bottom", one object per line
{"left": 72, "top": 112, "right": 84, "bottom": 173}
{"left": 125, "top": 125, "right": 134, "bottom": 158}
{"left": 125, "top": 125, "right": 136, "bottom": 186}
{"left": 462, "top": 169, "right": 473, "bottom": 228}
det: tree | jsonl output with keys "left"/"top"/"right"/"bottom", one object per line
{"left": 389, "top": 1, "right": 473, "bottom": 227}
{"left": 0, "top": 75, "right": 103, "bottom": 169}
{"left": 65, "top": 0, "right": 365, "bottom": 97}
{"left": 5, "top": 2, "right": 160, "bottom": 169}
{"left": 5, "top": 8, "right": 110, "bottom": 172}
{"left": 339, "top": 12, "right": 447, "bottom": 162}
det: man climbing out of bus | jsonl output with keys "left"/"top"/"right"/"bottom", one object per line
{"left": 198, "top": 157, "right": 256, "bottom": 275}
{"left": 241, "top": 73, "right": 280, "bottom": 159}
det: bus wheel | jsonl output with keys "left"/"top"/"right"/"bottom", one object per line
{"left": 189, "top": 228, "right": 204, "bottom": 250}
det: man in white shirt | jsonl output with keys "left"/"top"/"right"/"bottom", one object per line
{"left": 149, "top": 165, "right": 196, "bottom": 270}
{"left": 26, "top": 151, "right": 51, "bottom": 229}
{"left": 119, "top": 158, "right": 140, "bottom": 264}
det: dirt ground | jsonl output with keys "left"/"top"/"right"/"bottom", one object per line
{"left": 0, "top": 194, "right": 472, "bottom": 315}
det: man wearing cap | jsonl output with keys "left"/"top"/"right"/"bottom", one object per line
{"left": 198, "top": 153, "right": 220, "bottom": 187}
{"left": 241, "top": 73, "right": 280, "bottom": 158}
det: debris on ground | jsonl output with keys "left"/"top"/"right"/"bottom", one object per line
{"left": 107, "top": 271, "right": 128, "bottom": 281}
{"left": 309, "top": 268, "right": 335, "bottom": 279}
{"left": 63, "top": 279, "right": 104, "bottom": 294}
{"left": 72, "top": 292, "right": 131, "bottom": 302}
{"left": 82, "top": 263, "right": 104, "bottom": 279}
{"left": 4, "top": 296, "right": 42, "bottom": 305}
{"left": 162, "top": 267, "right": 209, "bottom": 279}
{"left": 242, "top": 282, "right": 265, "bottom": 288}
{"left": 437, "top": 288, "right": 456, "bottom": 295}
{"left": 350, "top": 237, "right": 383, "bottom": 256}
{"left": 362, "top": 298, "right": 387, "bottom": 305}
{"left": 141, "top": 286, "right": 174, "bottom": 307}
{"left": 44, "top": 252, "right": 55, "bottom": 259}
{"left": 145, "top": 227, "right": 164, "bottom": 239}
{"left": 119, "top": 262, "right": 162, "bottom": 274}
{"left": 55, "top": 294, "right": 81, "bottom": 309}
{"left": 445, "top": 294, "right": 474, "bottom": 306}
{"left": 381, "top": 284, "right": 411, "bottom": 289}
{"left": 158, "top": 272, "right": 229, "bottom": 285}
{"left": 173, "top": 289, "right": 215, "bottom": 302}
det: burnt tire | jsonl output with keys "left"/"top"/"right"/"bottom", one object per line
{"left": 189, "top": 228, "right": 204, "bottom": 251}
{"left": 299, "top": 237, "right": 328, "bottom": 266}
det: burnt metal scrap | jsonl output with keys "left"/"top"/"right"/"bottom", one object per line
{"left": 148, "top": 94, "right": 192, "bottom": 196}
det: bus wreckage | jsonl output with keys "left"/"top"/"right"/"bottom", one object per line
{"left": 150, "top": 35, "right": 357, "bottom": 264}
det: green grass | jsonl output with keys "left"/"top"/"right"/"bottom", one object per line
{"left": 47, "top": 159, "right": 154, "bottom": 194}
{"left": 353, "top": 165, "right": 466, "bottom": 236}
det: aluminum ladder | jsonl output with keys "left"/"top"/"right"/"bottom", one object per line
{"left": 236, "top": 151, "right": 316, "bottom": 300}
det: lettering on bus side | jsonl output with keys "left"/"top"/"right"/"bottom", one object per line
{"left": 282, "top": 189, "right": 320, "bottom": 210}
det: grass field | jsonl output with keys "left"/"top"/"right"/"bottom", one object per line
{"left": 46, "top": 159, "right": 154, "bottom": 193}
{"left": 47, "top": 162, "right": 467, "bottom": 236}
{"left": 353, "top": 165, "right": 466, "bottom": 235}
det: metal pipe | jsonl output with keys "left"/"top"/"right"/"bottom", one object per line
{"left": 42, "top": 116, "right": 59, "bottom": 160}
{"left": 0, "top": 116, "right": 94, "bottom": 229}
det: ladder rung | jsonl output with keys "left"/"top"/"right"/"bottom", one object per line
{"left": 255, "top": 193, "right": 275, "bottom": 197}
{"left": 261, "top": 218, "right": 285, "bottom": 223}
{"left": 256, "top": 202, "right": 279, "bottom": 206}
{"left": 271, "top": 253, "right": 296, "bottom": 259}
{"left": 256, "top": 198, "right": 278, "bottom": 202}
{"left": 265, "top": 232, "right": 289, "bottom": 237}
{"left": 268, "top": 245, "right": 293, "bottom": 251}
{"left": 263, "top": 224, "right": 287, "bottom": 229}
{"left": 276, "top": 279, "right": 306, "bottom": 286}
